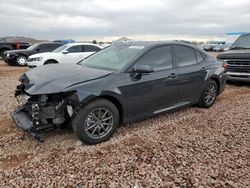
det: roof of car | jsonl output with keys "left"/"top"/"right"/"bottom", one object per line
{"left": 34, "top": 42, "right": 63, "bottom": 45}
{"left": 113, "top": 41, "right": 202, "bottom": 51}
{"left": 65, "top": 43, "right": 100, "bottom": 47}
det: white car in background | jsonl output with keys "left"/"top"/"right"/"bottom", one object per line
{"left": 27, "top": 43, "right": 102, "bottom": 67}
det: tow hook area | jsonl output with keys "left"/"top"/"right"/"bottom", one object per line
{"left": 31, "top": 132, "right": 44, "bottom": 142}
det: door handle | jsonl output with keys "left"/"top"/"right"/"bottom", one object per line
{"left": 167, "top": 73, "right": 178, "bottom": 79}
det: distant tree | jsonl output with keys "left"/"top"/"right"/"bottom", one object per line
{"left": 92, "top": 40, "right": 97, "bottom": 44}
{"left": 98, "top": 41, "right": 104, "bottom": 45}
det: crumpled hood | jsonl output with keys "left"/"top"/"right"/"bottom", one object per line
{"left": 218, "top": 49, "right": 250, "bottom": 59}
{"left": 21, "top": 64, "right": 111, "bottom": 95}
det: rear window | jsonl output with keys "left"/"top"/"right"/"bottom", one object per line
{"left": 195, "top": 51, "right": 204, "bottom": 63}
{"left": 174, "top": 45, "right": 197, "bottom": 67}
{"left": 84, "top": 45, "right": 101, "bottom": 52}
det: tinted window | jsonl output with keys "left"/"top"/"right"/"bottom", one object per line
{"left": 84, "top": 45, "right": 101, "bottom": 52}
{"left": 37, "top": 44, "right": 50, "bottom": 52}
{"left": 174, "top": 45, "right": 197, "bottom": 67}
{"left": 195, "top": 51, "right": 204, "bottom": 63}
{"left": 67, "top": 45, "right": 82, "bottom": 53}
{"left": 51, "top": 44, "right": 63, "bottom": 50}
{"left": 135, "top": 46, "right": 173, "bottom": 70}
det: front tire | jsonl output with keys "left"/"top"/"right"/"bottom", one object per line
{"left": 198, "top": 80, "right": 218, "bottom": 108}
{"left": 73, "top": 99, "right": 119, "bottom": 145}
{"left": 15, "top": 56, "right": 27, "bottom": 66}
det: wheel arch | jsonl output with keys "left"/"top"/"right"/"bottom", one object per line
{"left": 44, "top": 59, "right": 59, "bottom": 64}
{"left": 208, "top": 76, "right": 220, "bottom": 95}
{"left": 17, "top": 53, "right": 28, "bottom": 58}
{"left": 76, "top": 94, "right": 124, "bottom": 125}
{"left": 95, "top": 95, "right": 124, "bottom": 124}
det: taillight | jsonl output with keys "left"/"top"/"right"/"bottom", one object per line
{"left": 222, "top": 63, "right": 229, "bottom": 69}
{"left": 16, "top": 43, "right": 20, "bottom": 49}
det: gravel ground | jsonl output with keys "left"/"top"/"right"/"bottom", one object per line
{"left": 0, "top": 59, "right": 249, "bottom": 187}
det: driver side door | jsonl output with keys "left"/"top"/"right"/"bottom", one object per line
{"left": 122, "top": 45, "right": 179, "bottom": 121}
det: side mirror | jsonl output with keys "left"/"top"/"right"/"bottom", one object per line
{"left": 62, "top": 50, "right": 69, "bottom": 54}
{"left": 133, "top": 65, "right": 153, "bottom": 80}
{"left": 36, "top": 48, "right": 40, "bottom": 52}
{"left": 134, "top": 65, "right": 154, "bottom": 74}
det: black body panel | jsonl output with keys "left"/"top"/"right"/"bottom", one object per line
{"left": 13, "top": 42, "right": 227, "bottom": 135}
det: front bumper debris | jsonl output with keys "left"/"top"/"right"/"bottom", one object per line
{"left": 11, "top": 106, "right": 57, "bottom": 142}
{"left": 11, "top": 107, "right": 50, "bottom": 142}
{"left": 11, "top": 107, "right": 33, "bottom": 131}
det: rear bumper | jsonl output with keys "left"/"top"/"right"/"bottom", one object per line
{"left": 227, "top": 72, "right": 250, "bottom": 82}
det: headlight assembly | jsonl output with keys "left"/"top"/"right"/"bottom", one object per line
{"left": 28, "top": 57, "right": 43, "bottom": 62}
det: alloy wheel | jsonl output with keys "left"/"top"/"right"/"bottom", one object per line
{"left": 204, "top": 83, "right": 217, "bottom": 105}
{"left": 84, "top": 108, "right": 114, "bottom": 139}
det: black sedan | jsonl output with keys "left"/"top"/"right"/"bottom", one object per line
{"left": 3, "top": 42, "right": 63, "bottom": 66}
{"left": 12, "top": 42, "right": 227, "bottom": 144}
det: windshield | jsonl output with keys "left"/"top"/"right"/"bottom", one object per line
{"left": 80, "top": 45, "right": 144, "bottom": 71}
{"left": 53, "top": 44, "right": 69, "bottom": 52}
{"left": 231, "top": 35, "right": 250, "bottom": 49}
{"left": 27, "top": 44, "right": 39, "bottom": 50}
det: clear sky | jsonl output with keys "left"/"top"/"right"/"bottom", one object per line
{"left": 0, "top": 0, "right": 250, "bottom": 41}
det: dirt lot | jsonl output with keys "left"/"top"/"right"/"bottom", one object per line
{"left": 0, "top": 57, "right": 249, "bottom": 187}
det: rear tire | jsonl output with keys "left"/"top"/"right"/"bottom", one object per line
{"left": 73, "top": 99, "right": 119, "bottom": 145}
{"left": 198, "top": 80, "right": 218, "bottom": 108}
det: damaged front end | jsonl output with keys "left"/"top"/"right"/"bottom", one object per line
{"left": 12, "top": 83, "right": 76, "bottom": 141}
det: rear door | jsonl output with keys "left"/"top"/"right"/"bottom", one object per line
{"left": 173, "top": 45, "right": 207, "bottom": 103}
{"left": 123, "top": 45, "right": 180, "bottom": 120}
{"left": 82, "top": 45, "right": 101, "bottom": 59}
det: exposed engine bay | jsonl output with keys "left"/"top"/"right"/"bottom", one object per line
{"left": 12, "top": 83, "right": 75, "bottom": 141}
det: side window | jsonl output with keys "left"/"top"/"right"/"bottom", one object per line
{"left": 135, "top": 46, "right": 173, "bottom": 70}
{"left": 67, "top": 45, "right": 82, "bottom": 53}
{"left": 174, "top": 45, "right": 197, "bottom": 67}
{"left": 37, "top": 44, "right": 49, "bottom": 52}
{"left": 50, "top": 44, "right": 62, "bottom": 51}
{"left": 84, "top": 45, "right": 101, "bottom": 52}
{"left": 195, "top": 50, "right": 204, "bottom": 63}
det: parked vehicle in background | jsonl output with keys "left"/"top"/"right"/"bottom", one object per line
{"left": 202, "top": 44, "right": 215, "bottom": 51}
{"left": 223, "top": 43, "right": 233, "bottom": 51}
{"left": 213, "top": 44, "right": 225, "bottom": 52}
{"left": 53, "top": 39, "right": 75, "bottom": 44}
{"left": 217, "top": 33, "right": 250, "bottom": 82}
{"left": 2, "top": 42, "right": 63, "bottom": 66}
{"left": 0, "top": 42, "right": 30, "bottom": 59}
{"left": 12, "top": 42, "right": 227, "bottom": 144}
{"left": 27, "top": 43, "right": 103, "bottom": 67}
